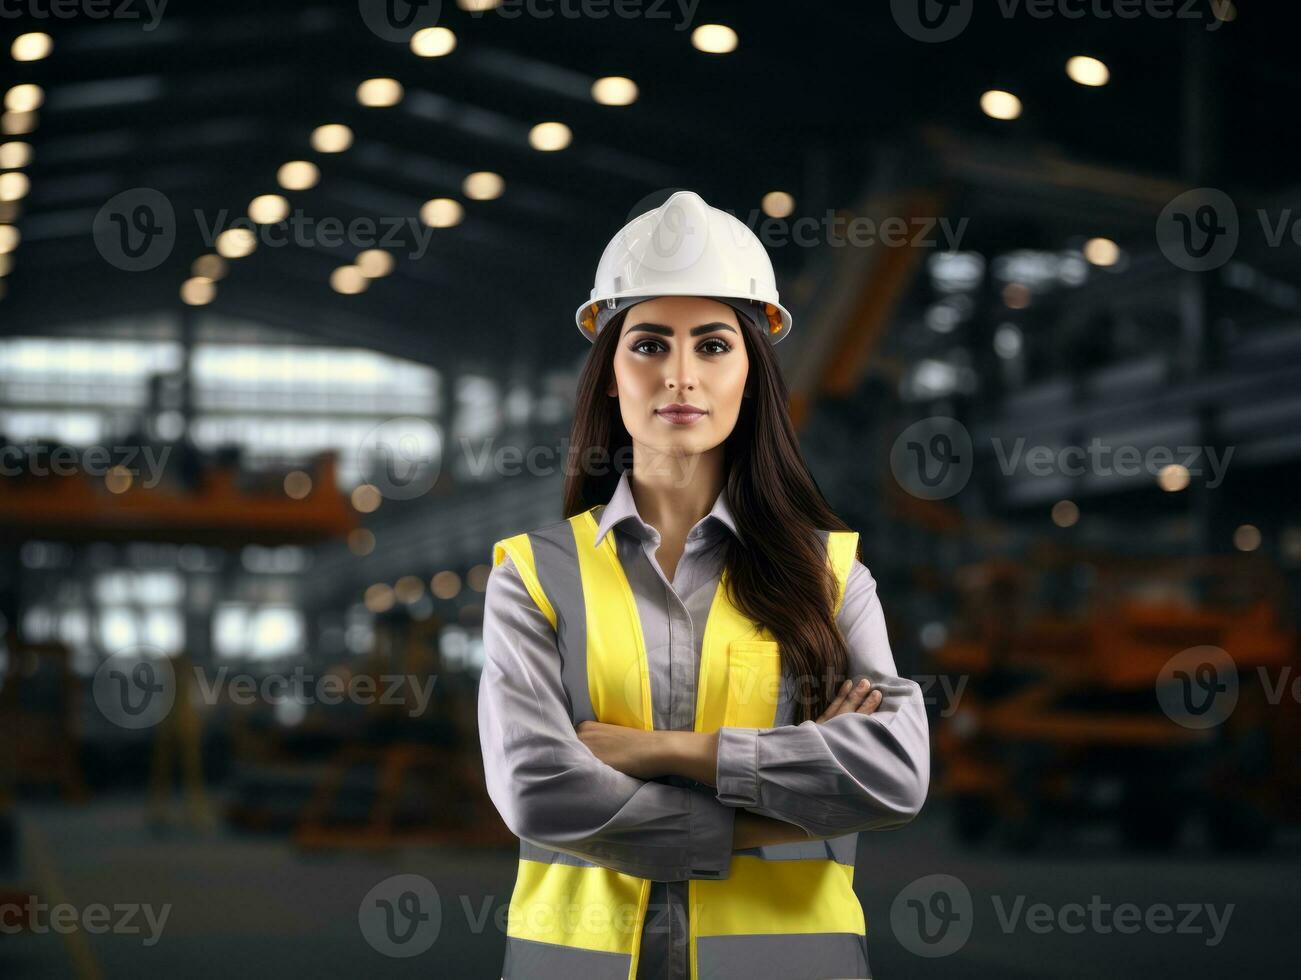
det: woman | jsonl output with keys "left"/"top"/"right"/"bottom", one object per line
{"left": 478, "top": 191, "right": 930, "bottom": 980}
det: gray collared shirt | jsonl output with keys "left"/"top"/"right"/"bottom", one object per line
{"left": 478, "top": 469, "right": 930, "bottom": 979}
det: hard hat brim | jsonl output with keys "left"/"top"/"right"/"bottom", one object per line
{"left": 574, "top": 291, "right": 792, "bottom": 345}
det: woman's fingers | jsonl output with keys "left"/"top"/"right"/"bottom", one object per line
{"left": 843, "top": 678, "right": 872, "bottom": 712}
{"left": 816, "top": 679, "right": 854, "bottom": 723}
{"left": 818, "top": 678, "right": 881, "bottom": 722}
{"left": 855, "top": 688, "right": 884, "bottom": 714}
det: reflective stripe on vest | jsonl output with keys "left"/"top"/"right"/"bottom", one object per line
{"left": 491, "top": 507, "right": 869, "bottom": 980}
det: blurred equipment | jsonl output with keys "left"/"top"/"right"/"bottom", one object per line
{"left": 0, "top": 640, "right": 88, "bottom": 803}
{"left": 147, "top": 652, "right": 216, "bottom": 833}
{"left": 932, "top": 551, "right": 1298, "bottom": 851}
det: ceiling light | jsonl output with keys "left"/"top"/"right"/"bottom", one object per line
{"left": 528, "top": 121, "right": 571, "bottom": 151}
{"left": 216, "top": 228, "right": 257, "bottom": 258}
{"left": 0, "top": 224, "right": 20, "bottom": 253}
{"left": 1158, "top": 464, "right": 1190, "bottom": 492}
{"left": 1, "top": 112, "right": 36, "bottom": 136}
{"left": 192, "top": 254, "right": 228, "bottom": 281}
{"left": 356, "top": 250, "right": 394, "bottom": 278}
{"left": 357, "top": 78, "right": 404, "bottom": 108}
{"left": 1233, "top": 524, "right": 1260, "bottom": 552}
{"left": 412, "top": 27, "right": 457, "bottom": 57}
{"left": 331, "top": 265, "right": 369, "bottom": 295}
{"left": 0, "top": 141, "right": 31, "bottom": 168}
{"left": 1052, "top": 500, "right": 1079, "bottom": 528}
{"left": 421, "top": 197, "right": 463, "bottom": 228}
{"left": 0, "top": 171, "right": 29, "bottom": 203}
{"left": 4, "top": 85, "right": 44, "bottom": 113}
{"left": 1066, "top": 55, "right": 1110, "bottom": 87}
{"left": 692, "top": 24, "right": 738, "bottom": 53}
{"left": 248, "top": 194, "right": 289, "bottom": 224}
{"left": 277, "top": 160, "right": 319, "bottom": 190}
{"left": 980, "top": 90, "right": 1022, "bottom": 120}
{"left": 311, "top": 124, "right": 353, "bottom": 153}
{"left": 592, "top": 76, "right": 638, "bottom": 106}
{"left": 181, "top": 277, "right": 216, "bottom": 306}
{"left": 463, "top": 171, "right": 504, "bottom": 200}
{"left": 1083, "top": 237, "right": 1120, "bottom": 266}
{"left": 761, "top": 191, "right": 795, "bottom": 218}
{"left": 11, "top": 33, "right": 53, "bottom": 62}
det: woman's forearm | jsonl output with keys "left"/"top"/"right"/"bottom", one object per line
{"left": 654, "top": 729, "right": 719, "bottom": 785}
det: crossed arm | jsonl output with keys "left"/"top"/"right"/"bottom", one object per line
{"left": 575, "top": 678, "right": 888, "bottom": 849}
{"left": 477, "top": 554, "right": 930, "bottom": 881}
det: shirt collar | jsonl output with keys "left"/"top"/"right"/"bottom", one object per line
{"left": 594, "top": 469, "right": 743, "bottom": 548}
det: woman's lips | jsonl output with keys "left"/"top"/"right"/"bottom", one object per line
{"left": 655, "top": 409, "right": 707, "bottom": 425}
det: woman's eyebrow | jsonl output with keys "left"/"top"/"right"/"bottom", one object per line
{"left": 626, "top": 321, "right": 738, "bottom": 337}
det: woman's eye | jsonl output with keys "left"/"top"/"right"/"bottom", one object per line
{"left": 629, "top": 337, "right": 731, "bottom": 355}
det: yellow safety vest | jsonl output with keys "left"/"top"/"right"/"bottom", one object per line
{"left": 491, "top": 506, "right": 866, "bottom": 980}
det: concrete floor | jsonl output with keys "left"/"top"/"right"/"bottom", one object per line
{"left": 0, "top": 796, "right": 1294, "bottom": 979}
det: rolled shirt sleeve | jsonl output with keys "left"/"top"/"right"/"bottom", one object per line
{"left": 713, "top": 559, "right": 931, "bottom": 837}
{"left": 478, "top": 554, "right": 736, "bottom": 881}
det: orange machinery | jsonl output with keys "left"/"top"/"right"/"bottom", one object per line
{"left": 931, "top": 550, "right": 1298, "bottom": 850}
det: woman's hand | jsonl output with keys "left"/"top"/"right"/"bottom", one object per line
{"left": 576, "top": 721, "right": 718, "bottom": 785}
{"left": 816, "top": 677, "right": 883, "bottom": 722}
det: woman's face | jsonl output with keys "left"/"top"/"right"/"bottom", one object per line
{"left": 608, "top": 295, "right": 750, "bottom": 457}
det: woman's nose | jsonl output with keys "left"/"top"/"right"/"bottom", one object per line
{"left": 664, "top": 353, "right": 697, "bottom": 391}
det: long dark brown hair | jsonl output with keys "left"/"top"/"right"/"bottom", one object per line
{"left": 562, "top": 305, "right": 858, "bottom": 722}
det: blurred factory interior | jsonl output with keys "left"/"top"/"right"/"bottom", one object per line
{"left": 1, "top": 1, "right": 1299, "bottom": 977}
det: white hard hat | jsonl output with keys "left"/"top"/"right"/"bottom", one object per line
{"left": 574, "top": 190, "right": 793, "bottom": 345}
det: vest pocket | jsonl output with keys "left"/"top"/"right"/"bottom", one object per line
{"left": 723, "top": 640, "right": 782, "bottom": 728}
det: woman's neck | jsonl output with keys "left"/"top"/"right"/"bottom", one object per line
{"left": 627, "top": 446, "right": 725, "bottom": 542}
